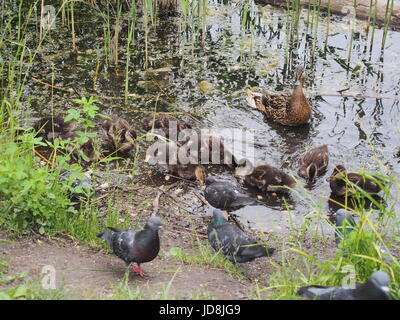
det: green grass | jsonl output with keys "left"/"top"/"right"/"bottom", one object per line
{"left": 259, "top": 170, "right": 400, "bottom": 300}
{"left": 169, "top": 236, "right": 245, "bottom": 281}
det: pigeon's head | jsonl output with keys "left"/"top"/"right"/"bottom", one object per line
{"left": 146, "top": 216, "right": 163, "bottom": 231}
{"left": 205, "top": 176, "right": 217, "bottom": 186}
{"left": 368, "top": 271, "right": 391, "bottom": 297}
{"left": 334, "top": 209, "right": 356, "bottom": 227}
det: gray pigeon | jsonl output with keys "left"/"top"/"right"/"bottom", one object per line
{"left": 204, "top": 177, "right": 261, "bottom": 211}
{"left": 59, "top": 169, "right": 93, "bottom": 201}
{"left": 333, "top": 209, "right": 394, "bottom": 263}
{"left": 333, "top": 209, "right": 356, "bottom": 245}
{"left": 207, "top": 208, "right": 275, "bottom": 263}
{"left": 297, "top": 271, "right": 391, "bottom": 300}
{"left": 97, "top": 216, "right": 162, "bottom": 277}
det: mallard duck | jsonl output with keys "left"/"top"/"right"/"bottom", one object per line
{"left": 247, "top": 66, "right": 311, "bottom": 126}
{"left": 327, "top": 165, "right": 385, "bottom": 196}
{"left": 102, "top": 116, "right": 137, "bottom": 156}
{"left": 243, "top": 164, "right": 296, "bottom": 193}
{"left": 204, "top": 176, "right": 261, "bottom": 211}
{"left": 298, "top": 145, "right": 329, "bottom": 183}
{"left": 142, "top": 114, "right": 191, "bottom": 139}
{"left": 34, "top": 116, "right": 77, "bottom": 142}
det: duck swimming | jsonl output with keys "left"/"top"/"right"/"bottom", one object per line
{"left": 298, "top": 145, "right": 329, "bottom": 183}
{"left": 327, "top": 165, "right": 385, "bottom": 196}
{"left": 247, "top": 66, "right": 311, "bottom": 126}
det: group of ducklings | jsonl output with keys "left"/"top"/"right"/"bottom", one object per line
{"left": 34, "top": 66, "right": 386, "bottom": 200}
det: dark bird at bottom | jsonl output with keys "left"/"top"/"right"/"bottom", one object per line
{"left": 297, "top": 271, "right": 391, "bottom": 300}
{"left": 204, "top": 177, "right": 261, "bottom": 211}
{"left": 207, "top": 208, "right": 275, "bottom": 263}
{"left": 97, "top": 216, "right": 162, "bottom": 277}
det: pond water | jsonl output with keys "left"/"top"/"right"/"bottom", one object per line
{"left": 18, "top": 1, "right": 400, "bottom": 233}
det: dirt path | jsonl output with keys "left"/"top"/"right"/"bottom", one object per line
{"left": 0, "top": 233, "right": 271, "bottom": 299}
{"left": 0, "top": 177, "right": 337, "bottom": 300}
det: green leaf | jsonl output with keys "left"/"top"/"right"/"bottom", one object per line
{"left": 8, "top": 285, "right": 27, "bottom": 298}
{"left": 65, "top": 109, "right": 81, "bottom": 122}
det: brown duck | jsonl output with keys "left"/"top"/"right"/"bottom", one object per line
{"left": 327, "top": 165, "right": 385, "bottom": 196}
{"left": 102, "top": 116, "right": 137, "bottom": 156}
{"left": 142, "top": 114, "right": 191, "bottom": 139}
{"left": 298, "top": 145, "right": 329, "bottom": 183}
{"left": 247, "top": 66, "right": 311, "bottom": 126}
{"left": 242, "top": 164, "right": 296, "bottom": 193}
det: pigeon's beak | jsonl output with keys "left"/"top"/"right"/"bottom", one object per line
{"left": 381, "top": 286, "right": 390, "bottom": 293}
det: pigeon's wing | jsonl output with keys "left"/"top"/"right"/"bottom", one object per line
{"left": 230, "top": 195, "right": 261, "bottom": 210}
{"left": 208, "top": 224, "right": 238, "bottom": 261}
{"left": 111, "top": 230, "right": 137, "bottom": 264}
{"left": 208, "top": 224, "right": 267, "bottom": 262}
{"left": 297, "top": 285, "right": 338, "bottom": 300}
{"left": 231, "top": 228, "right": 272, "bottom": 262}
{"left": 205, "top": 183, "right": 236, "bottom": 209}
{"left": 297, "top": 285, "right": 354, "bottom": 300}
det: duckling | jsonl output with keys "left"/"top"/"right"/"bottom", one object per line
{"left": 182, "top": 134, "right": 237, "bottom": 167}
{"left": 34, "top": 116, "right": 77, "bottom": 142}
{"left": 145, "top": 140, "right": 207, "bottom": 184}
{"left": 243, "top": 164, "right": 296, "bottom": 193}
{"left": 298, "top": 145, "right": 329, "bottom": 183}
{"left": 247, "top": 66, "right": 311, "bottom": 126}
{"left": 327, "top": 165, "right": 385, "bottom": 196}
{"left": 102, "top": 116, "right": 137, "bottom": 156}
{"left": 142, "top": 114, "right": 191, "bottom": 139}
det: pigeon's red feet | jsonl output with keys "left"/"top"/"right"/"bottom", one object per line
{"left": 130, "top": 264, "right": 149, "bottom": 277}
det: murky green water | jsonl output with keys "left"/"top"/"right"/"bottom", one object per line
{"left": 13, "top": 1, "right": 400, "bottom": 232}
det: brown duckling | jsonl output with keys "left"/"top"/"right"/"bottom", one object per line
{"left": 34, "top": 116, "right": 77, "bottom": 142}
{"left": 145, "top": 140, "right": 207, "bottom": 184}
{"left": 298, "top": 145, "right": 329, "bottom": 183}
{"left": 327, "top": 165, "right": 385, "bottom": 196}
{"left": 142, "top": 114, "right": 191, "bottom": 139}
{"left": 240, "top": 164, "right": 296, "bottom": 193}
{"left": 247, "top": 66, "right": 311, "bottom": 126}
{"left": 34, "top": 117, "right": 102, "bottom": 163}
{"left": 102, "top": 116, "right": 137, "bottom": 156}
{"left": 181, "top": 134, "right": 236, "bottom": 167}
